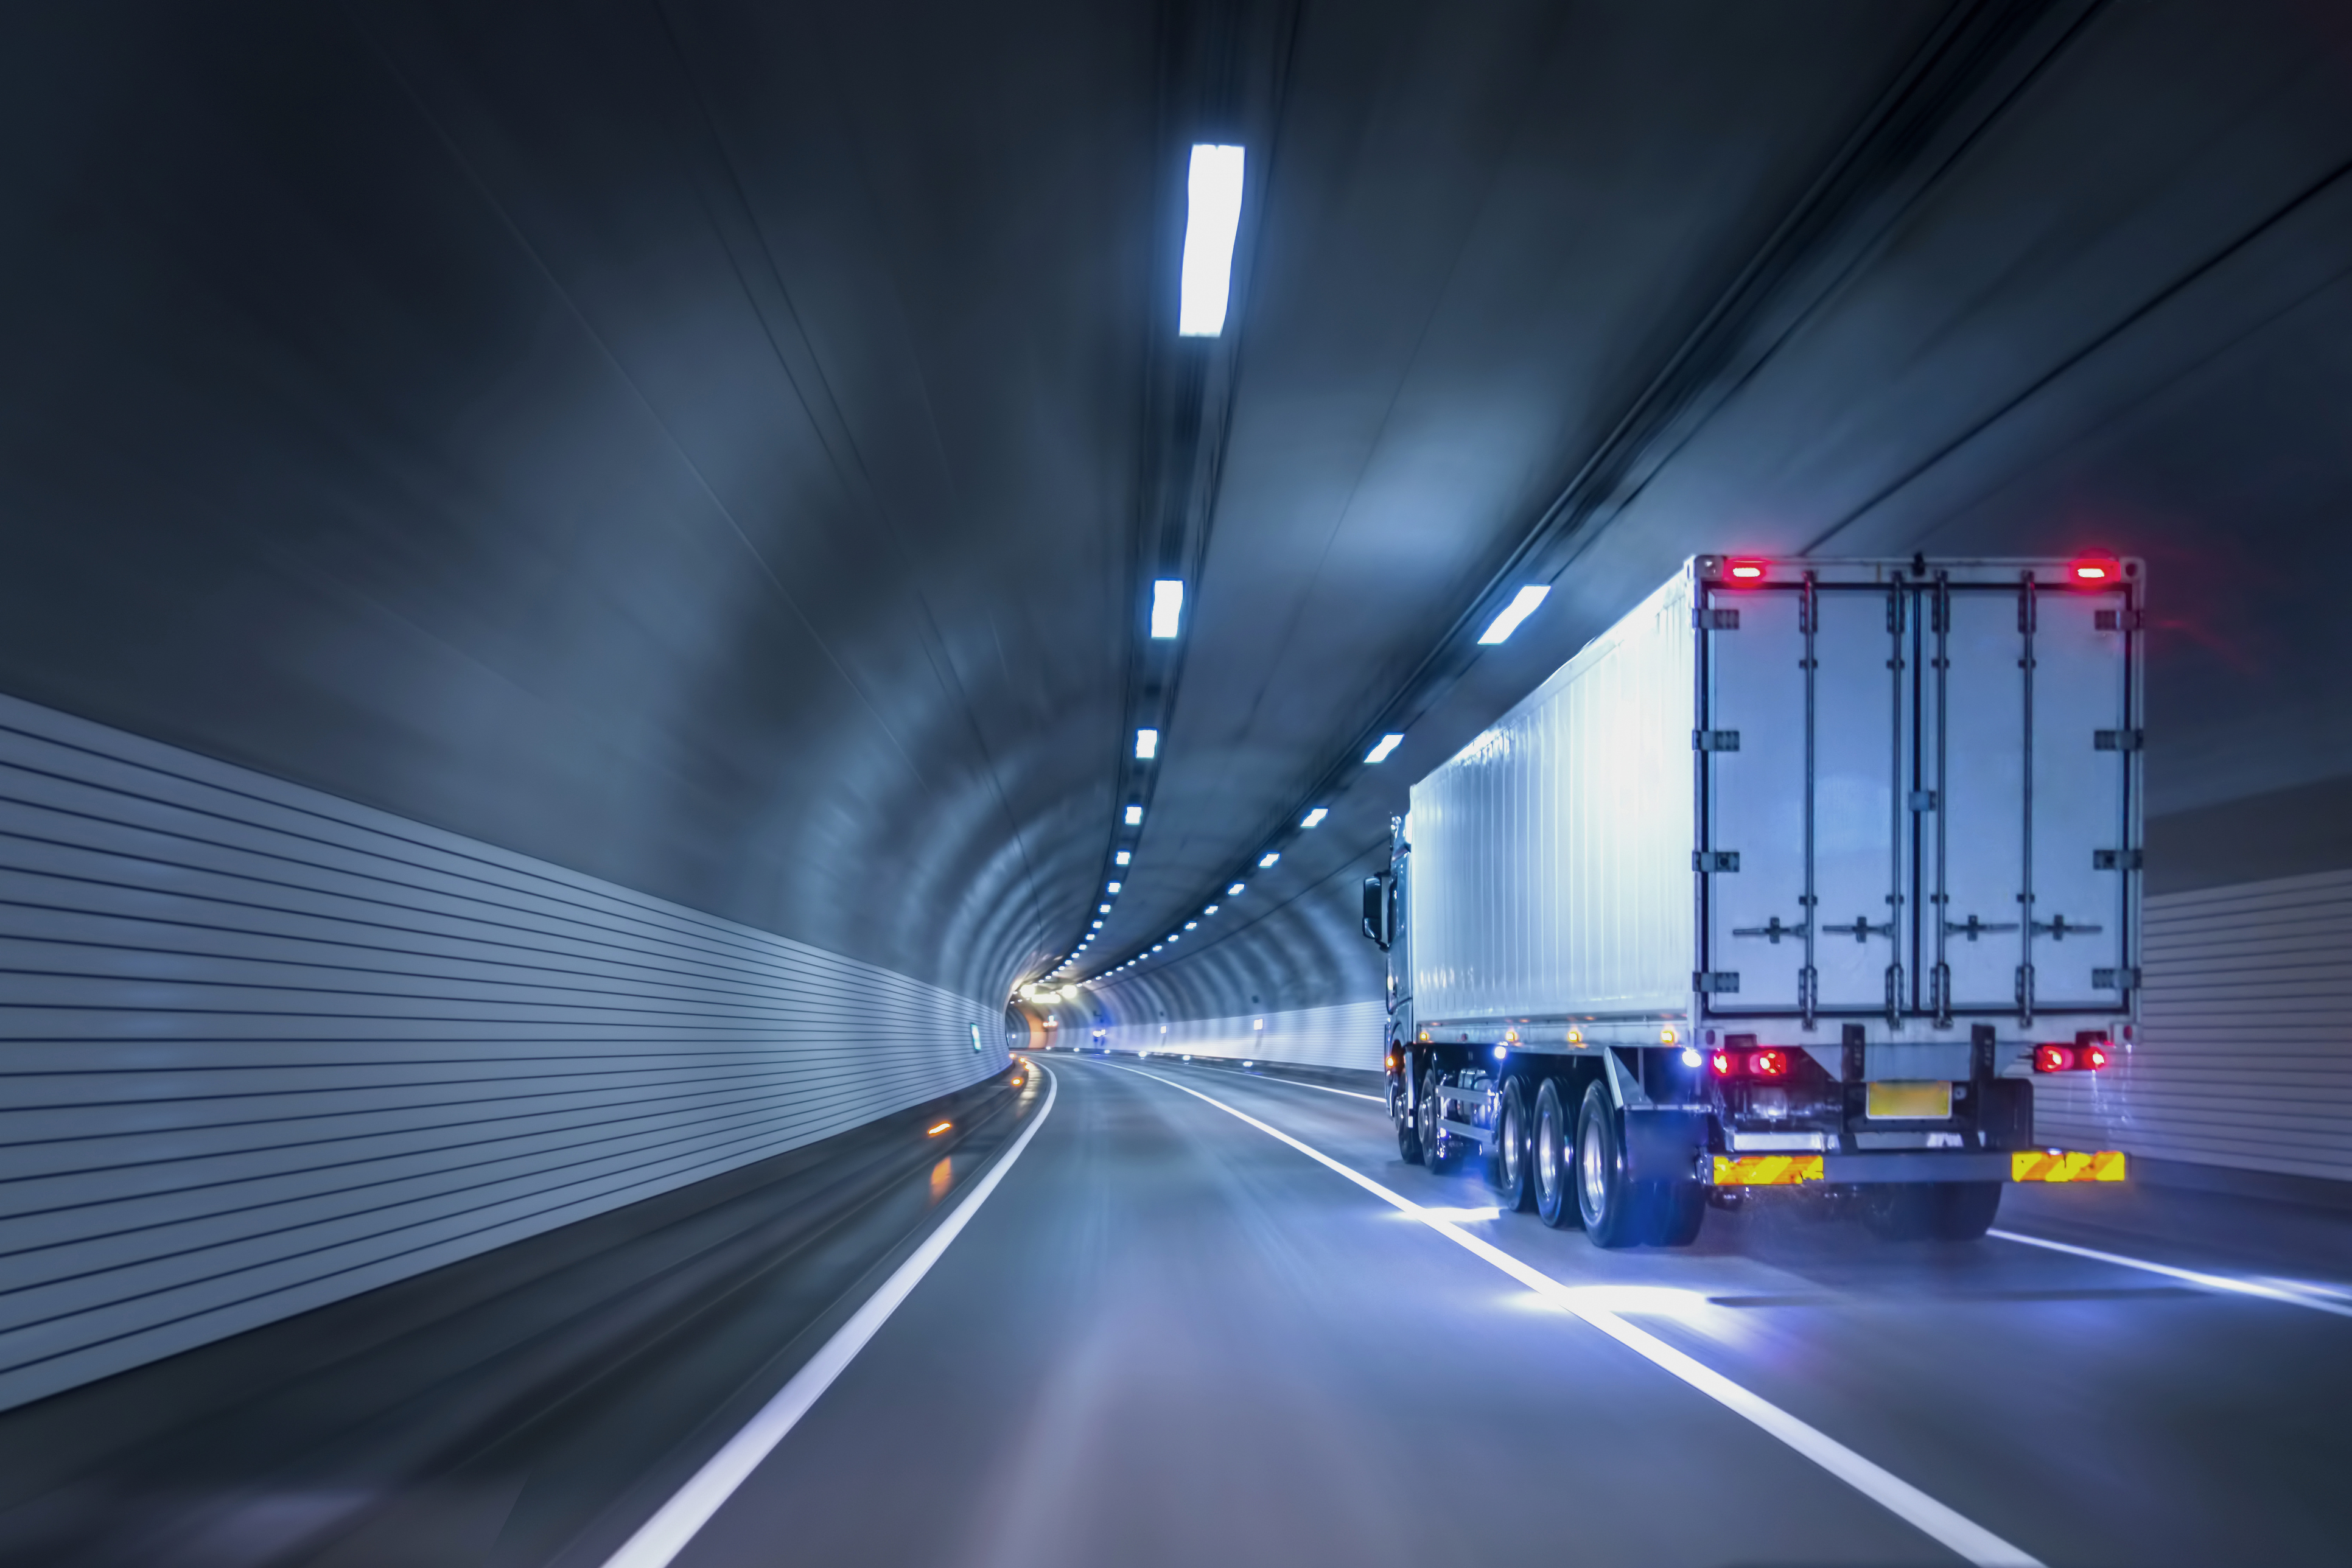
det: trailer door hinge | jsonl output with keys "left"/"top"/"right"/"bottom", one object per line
{"left": 1695, "top": 729, "right": 1741, "bottom": 752}
{"left": 1694, "top": 971, "right": 1741, "bottom": 993}
{"left": 1696, "top": 607, "right": 1740, "bottom": 629}
{"left": 1694, "top": 850, "right": 1740, "bottom": 872}
{"left": 2095, "top": 609, "right": 2143, "bottom": 632}
{"left": 2093, "top": 848, "right": 2143, "bottom": 871}
{"left": 2093, "top": 729, "right": 2146, "bottom": 752}
{"left": 2093, "top": 967, "right": 2142, "bottom": 990}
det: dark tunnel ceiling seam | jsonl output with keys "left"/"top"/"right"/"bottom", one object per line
{"left": 1055, "top": 0, "right": 1306, "bottom": 981}
{"left": 649, "top": 0, "right": 1056, "bottom": 954}
{"left": 340, "top": 9, "right": 932, "bottom": 796}
{"left": 1797, "top": 150, "right": 2352, "bottom": 555}
{"left": 1080, "top": 0, "right": 2101, "bottom": 980}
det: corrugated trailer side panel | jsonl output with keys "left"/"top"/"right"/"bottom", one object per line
{"left": 1413, "top": 573, "right": 1694, "bottom": 1023}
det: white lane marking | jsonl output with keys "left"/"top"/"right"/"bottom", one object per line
{"left": 1094, "top": 1060, "right": 2040, "bottom": 1568}
{"left": 1990, "top": 1230, "right": 2352, "bottom": 1320}
{"left": 600, "top": 1066, "right": 1058, "bottom": 1568}
{"left": 1237, "top": 1071, "right": 1386, "bottom": 1102}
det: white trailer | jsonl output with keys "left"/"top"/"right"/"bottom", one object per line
{"left": 1361, "top": 555, "right": 2141, "bottom": 1245}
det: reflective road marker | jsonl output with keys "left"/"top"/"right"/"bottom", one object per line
{"left": 1099, "top": 1060, "right": 2042, "bottom": 1568}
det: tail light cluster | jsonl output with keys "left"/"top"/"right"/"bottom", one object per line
{"left": 2035, "top": 1042, "right": 2112, "bottom": 1073}
{"left": 1710, "top": 1048, "right": 1790, "bottom": 1079}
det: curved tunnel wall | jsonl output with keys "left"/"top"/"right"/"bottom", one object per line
{"left": 0, "top": 692, "right": 1004, "bottom": 1413}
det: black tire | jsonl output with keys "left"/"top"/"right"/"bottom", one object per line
{"left": 1487, "top": 1077, "right": 1533, "bottom": 1211}
{"left": 1391, "top": 1067, "right": 1423, "bottom": 1166}
{"left": 1932, "top": 1181, "right": 2003, "bottom": 1241}
{"left": 1533, "top": 1078, "right": 1577, "bottom": 1228}
{"left": 1575, "top": 1082, "right": 1645, "bottom": 1248}
{"left": 1863, "top": 1181, "right": 2000, "bottom": 1242}
{"left": 1419, "top": 1066, "right": 1462, "bottom": 1174}
{"left": 1649, "top": 1182, "right": 1707, "bottom": 1248}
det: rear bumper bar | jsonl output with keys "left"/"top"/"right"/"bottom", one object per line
{"left": 1710, "top": 1150, "right": 2127, "bottom": 1186}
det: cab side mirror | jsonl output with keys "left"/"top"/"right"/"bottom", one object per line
{"left": 1361, "top": 875, "right": 1390, "bottom": 950}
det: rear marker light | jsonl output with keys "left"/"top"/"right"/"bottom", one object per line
{"left": 2035, "top": 1045, "right": 2075, "bottom": 1074}
{"left": 2070, "top": 558, "right": 2119, "bottom": 583}
{"left": 1710, "top": 1051, "right": 1735, "bottom": 1077}
{"left": 2082, "top": 1045, "right": 2110, "bottom": 1070}
{"left": 1752, "top": 1049, "right": 1790, "bottom": 1078}
{"left": 1727, "top": 559, "right": 1766, "bottom": 581}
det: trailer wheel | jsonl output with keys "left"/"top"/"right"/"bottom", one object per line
{"left": 1574, "top": 1083, "right": 1644, "bottom": 1248}
{"left": 1533, "top": 1079, "right": 1577, "bottom": 1228}
{"left": 1418, "top": 1067, "right": 1461, "bottom": 1174}
{"left": 1933, "top": 1181, "right": 2002, "bottom": 1241}
{"left": 1488, "top": 1077, "right": 1533, "bottom": 1211}
{"left": 1393, "top": 1073, "right": 1424, "bottom": 1166}
{"left": 1650, "top": 1183, "right": 1707, "bottom": 1248}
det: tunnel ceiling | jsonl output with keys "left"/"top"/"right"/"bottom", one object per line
{"left": 3, "top": 2, "right": 2349, "bottom": 1016}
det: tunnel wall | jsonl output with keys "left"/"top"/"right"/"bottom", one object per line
{"left": 0, "top": 692, "right": 1005, "bottom": 1413}
{"left": 1094, "top": 999, "right": 1385, "bottom": 1073}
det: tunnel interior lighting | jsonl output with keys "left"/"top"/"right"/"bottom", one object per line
{"left": 1203, "top": 903, "right": 1219, "bottom": 914}
{"left": 1184, "top": 920, "right": 1198, "bottom": 929}
{"left": 1150, "top": 578, "right": 1185, "bottom": 639}
{"left": 1476, "top": 585, "right": 1550, "bottom": 645}
{"left": 1363, "top": 732, "right": 1404, "bottom": 765}
{"left": 1091, "top": 920, "right": 1102, "bottom": 928}
{"left": 1099, "top": 903, "right": 1111, "bottom": 914}
{"left": 1124, "top": 804, "right": 1144, "bottom": 825}
{"left": 1727, "top": 559, "right": 1767, "bottom": 581}
{"left": 1108, "top": 881, "right": 1122, "bottom": 893}
{"left": 1135, "top": 727, "right": 1160, "bottom": 759}
{"left": 1115, "top": 850, "right": 1131, "bottom": 866}
{"left": 1178, "top": 144, "right": 1245, "bottom": 337}
{"left": 1300, "top": 807, "right": 1328, "bottom": 828}
{"left": 1258, "top": 852, "right": 1280, "bottom": 868}
{"left": 1228, "top": 882, "right": 1245, "bottom": 896}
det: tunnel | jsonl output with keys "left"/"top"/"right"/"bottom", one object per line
{"left": 2, "top": 2, "right": 2349, "bottom": 1564}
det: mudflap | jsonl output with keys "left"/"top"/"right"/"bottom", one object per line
{"left": 1622, "top": 1109, "right": 1707, "bottom": 1186}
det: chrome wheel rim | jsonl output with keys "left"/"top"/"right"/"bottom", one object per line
{"left": 1580, "top": 1116, "right": 1609, "bottom": 1216}
{"left": 1536, "top": 1105, "right": 1559, "bottom": 1200}
{"left": 1501, "top": 1096, "right": 1522, "bottom": 1189}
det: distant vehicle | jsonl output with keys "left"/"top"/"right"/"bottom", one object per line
{"left": 1362, "top": 555, "right": 2141, "bottom": 1245}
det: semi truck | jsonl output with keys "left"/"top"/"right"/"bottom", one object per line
{"left": 1361, "top": 555, "right": 2141, "bottom": 1247}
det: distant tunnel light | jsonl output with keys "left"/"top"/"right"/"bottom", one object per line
{"left": 1258, "top": 852, "right": 1280, "bottom": 869}
{"left": 1124, "top": 804, "right": 1144, "bottom": 825}
{"left": 1184, "top": 920, "right": 1198, "bottom": 930}
{"left": 1114, "top": 851, "right": 1130, "bottom": 867}
{"left": 1363, "top": 732, "right": 1404, "bottom": 765}
{"left": 1135, "top": 727, "right": 1160, "bottom": 759}
{"left": 1203, "top": 903, "right": 1219, "bottom": 914}
{"left": 1227, "top": 882, "right": 1245, "bottom": 896}
{"left": 1476, "top": 585, "right": 1550, "bottom": 645}
{"left": 1300, "top": 807, "right": 1328, "bottom": 828}
{"left": 1091, "top": 920, "right": 1102, "bottom": 928}
{"left": 1178, "top": 144, "right": 1245, "bottom": 336}
{"left": 1150, "top": 578, "right": 1185, "bottom": 639}
{"left": 1107, "top": 881, "right": 1122, "bottom": 893}
{"left": 1099, "top": 902, "right": 1111, "bottom": 913}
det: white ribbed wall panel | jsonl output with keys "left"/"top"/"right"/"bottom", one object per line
{"left": 1095, "top": 999, "right": 1387, "bottom": 1073}
{"left": 2035, "top": 867, "right": 2352, "bottom": 1183}
{"left": 0, "top": 693, "right": 1004, "bottom": 1412}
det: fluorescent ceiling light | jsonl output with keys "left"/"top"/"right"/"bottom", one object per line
{"left": 1363, "top": 732, "right": 1404, "bottom": 765}
{"left": 1258, "top": 852, "right": 1280, "bottom": 868}
{"left": 1099, "top": 903, "right": 1111, "bottom": 914}
{"left": 1300, "top": 807, "right": 1328, "bottom": 828}
{"left": 1227, "top": 882, "right": 1245, "bottom": 896}
{"left": 1091, "top": 920, "right": 1102, "bottom": 928}
{"left": 1477, "top": 585, "right": 1550, "bottom": 645}
{"left": 1114, "top": 851, "right": 1130, "bottom": 867}
{"left": 1203, "top": 903, "right": 1219, "bottom": 914}
{"left": 1150, "top": 579, "right": 1185, "bottom": 639}
{"left": 1135, "top": 727, "right": 1159, "bottom": 760}
{"left": 1184, "top": 920, "right": 1198, "bottom": 930}
{"left": 1107, "top": 881, "right": 1122, "bottom": 893}
{"left": 1178, "top": 144, "right": 1245, "bottom": 336}
{"left": 1124, "top": 804, "right": 1144, "bottom": 825}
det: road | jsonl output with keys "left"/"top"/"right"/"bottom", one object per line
{"left": 631, "top": 1051, "right": 2352, "bottom": 1568}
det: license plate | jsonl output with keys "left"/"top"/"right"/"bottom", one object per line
{"left": 1867, "top": 1080, "right": 1953, "bottom": 1120}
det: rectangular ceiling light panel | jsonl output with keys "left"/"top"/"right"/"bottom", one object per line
{"left": 1150, "top": 579, "right": 1185, "bottom": 639}
{"left": 1363, "top": 732, "right": 1404, "bottom": 765}
{"left": 1178, "top": 144, "right": 1245, "bottom": 336}
{"left": 1124, "top": 804, "right": 1144, "bottom": 825}
{"left": 1300, "top": 807, "right": 1328, "bottom": 828}
{"left": 1477, "top": 585, "right": 1551, "bottom": 645}
{"left": 1135, "top": 727, "right": 1160, "bottom": 759}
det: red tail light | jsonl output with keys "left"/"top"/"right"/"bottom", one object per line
{"left": 1727, "top": 559, "right": 1767, "bottom": 582}
{"left": 2034, "top": 1044, "right": 2076, "bottom": 1073}
{"left": 2081, "top": 1045, "right": 2110, "bottom": 1070}
{"left": 1752, "top": 1048, "right": 1790, "bottom": 1078}
{"left": 2068, "top": 557, "right": 2120, "bottom": 584}
{"left": 1710, "top": 1051, "right": 1736, "bottom": 1077}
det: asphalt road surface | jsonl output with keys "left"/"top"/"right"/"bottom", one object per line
{"left": 634, "top": 1052, "right": 2352, "bottom": 1568}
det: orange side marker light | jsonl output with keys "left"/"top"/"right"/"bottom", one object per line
{"left": 927, "top": 1122, "right": 952, "bottom": 1136}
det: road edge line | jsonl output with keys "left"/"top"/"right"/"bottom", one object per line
{"left": 599, "top": 1065, "right": 1059, "bottom": 1568}
{"left": 1094, "top": 1059, "right": 2041, "bottom": 1568}
{"left": 1989, "top": 1228, "right": 2352, "bottom": 1319}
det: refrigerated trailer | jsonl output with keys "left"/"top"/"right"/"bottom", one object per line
{"left": 1361, "top": 555, "right": 2140, "bottom": 1246}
